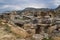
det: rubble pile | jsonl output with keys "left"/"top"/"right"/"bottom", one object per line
{"left": 0, "top": 6, "right": 60, "bottom": 40}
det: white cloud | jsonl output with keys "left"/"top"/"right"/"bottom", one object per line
{"left": 0, "top": 5, "right": 21, "bottom": 10}
{"left": 23, "top": 2, "right": 48, "bottom": 8}
{"left": 27, "top": 4, "right": 47, "bottom": 8}
{"left": 0, "top": 2, "right": 48, "bottom": 10}
{"left": 0, "top": 0, "right": 59, "bottom": 12}
{"left": 53, "top": 0, "right": 60, "bottom": 6}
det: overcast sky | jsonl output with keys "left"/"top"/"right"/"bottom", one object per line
{"left": 0, "top": 0, "right": 60, "bottom": 12}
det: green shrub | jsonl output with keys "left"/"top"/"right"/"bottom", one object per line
{"left": 4, "top": 24, "right": 12, "bottom": 33}
{"left": 42, "top": 37, "right": 53, "bottom": 40}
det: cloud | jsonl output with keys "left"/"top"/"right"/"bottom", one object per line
{"left": 0, "top": 0, "right": 48, "bottom": 12}
{"left": 0, "top": 5, "right": 21, "bottom": 9}
{"left": 54, "top": 0, "right": 60, "bottom": 6}
{"left": 0, "top": 0, "right": 60, "bottom": 12}
{"left": 4, "top": 5, "right": 21, "bottom": 10}
{"left": 52, "top": 0, "right": 60, "bottom": 6}
{"left": 24, "top": 3, "right": 47, "bottom": 8}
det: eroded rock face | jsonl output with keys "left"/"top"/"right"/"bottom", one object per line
{"left": 0, "top": 6, "right": 60, "bottom": 40}
{"left": 0, "top": 35, "right": 16, "bottom": 40}
{"left": 7, "top": 23, "right": 29, "bottom": 38}
{"left": 52, "top": 36, "right": 60, "bottom": 40}
{"left": 32, "top": 34, "right": 43, "bottom": 40}
{"left": 15, "top": 23, "right": 24, "bottom": 28}
{"left": 47, "top": 25, "right": 57, "bottom": 34}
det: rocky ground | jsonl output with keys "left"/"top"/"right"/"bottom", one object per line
{"left": 0, "top": 20, "right": 60, "bottom": 40}
{"left": 0, "top": 20, "right": 26, "bottom": 40}
{"left": 0, "top": 20, "right": 45, "bottom": 40}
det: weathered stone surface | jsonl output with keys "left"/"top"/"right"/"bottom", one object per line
{"left": 7, "top": 23, "right": 29, "bottom": 38}
{"left": 32, "top": 34, "right": 43, "bottom": 40}
{"left": 52, "top": 36, "right": 60, "bottom": 40}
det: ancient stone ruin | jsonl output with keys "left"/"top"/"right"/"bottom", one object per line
{"left": 0, "top": 6, "right": 60, "bottom": 40}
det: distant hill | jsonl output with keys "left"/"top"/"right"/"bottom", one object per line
{"left": 55, "top": 5, "right": 60, "bottom": 13}
{"left": 55, "top": 5, "right": 60, "bottom": 10}
{"left": 1, "top": 5, "right": 60, "bottom": 15}
{"left": 16, "top": 7, "right": 52, "bottom": 15}
{"left": 23, "top": 7, "right": 51, "bottom": 12}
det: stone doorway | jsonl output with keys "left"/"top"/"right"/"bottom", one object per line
{"left": 35, "top": 25, "right": 41, "bottom": 34}
{"left": 15, "top": 23, "right": 24, "bottom": 28}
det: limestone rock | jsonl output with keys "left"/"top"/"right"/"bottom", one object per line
{"left": 52, "top": 36, "right": 60, "bottom": 40}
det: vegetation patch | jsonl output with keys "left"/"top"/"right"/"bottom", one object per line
{"left": 42, "top": 37, "right": 53, "bottom": 40}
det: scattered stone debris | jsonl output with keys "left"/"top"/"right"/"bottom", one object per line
{"left": 0, "top": 6, "right": 60, "bottom": 40}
